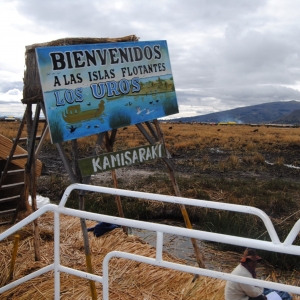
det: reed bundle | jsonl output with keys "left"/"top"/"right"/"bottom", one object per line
{"left": 22, "top": 35, "right": 139, "bottom": 105}
{"left": 1, "top": 213, "right": 299, "bottom": 299}
{"left": 0, "top": 213, "right": 228, "bottom": 299}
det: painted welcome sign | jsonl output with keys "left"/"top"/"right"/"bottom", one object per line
{"left": 36, "top": 40, "right": 178, "bottom": 143}
{"left": 78, "top": 143, "right": 165, "bottom": 176}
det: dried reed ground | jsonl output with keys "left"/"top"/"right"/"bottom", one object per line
{"left": 1, "top": 213, "right": 300, "bottom": 300}
{"left": 0, "top": 212, "right": 226, "bottom": 300}
{"left": 1, "top": 123, "right": 300, "bottom": 298}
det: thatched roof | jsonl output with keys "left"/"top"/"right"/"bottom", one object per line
{"left": 0, "top": 134, "right": 42, "bottom": 176}
{"left": 22, "top": 35, "right": 139, "bottom": 104}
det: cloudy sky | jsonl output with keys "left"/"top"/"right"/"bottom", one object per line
{"left": 1, "top": 0, "right": 300, "bottom": 118}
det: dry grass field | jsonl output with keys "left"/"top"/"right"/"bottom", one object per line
{"left": 1, "top": 120, "right": 300, "bottom": 298}
{"left": 1, "top": 121, "right": 300, "bottom": 267}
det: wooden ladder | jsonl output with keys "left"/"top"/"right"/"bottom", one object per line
{"left": 0, "top": 103, "right": 48, "bottom": 225}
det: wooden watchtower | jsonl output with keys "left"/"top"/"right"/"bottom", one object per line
{"left": 0, "top": 35, "right": 205, "bottom": 297}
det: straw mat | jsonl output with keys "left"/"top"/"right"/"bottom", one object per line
{"left": 0, "top": 213, "right": 226, "bottom": 299}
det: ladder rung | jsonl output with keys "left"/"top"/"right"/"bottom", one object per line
{"left": 9, "top": 154, "right": 28, "bottom": 160}
{"left": 38, "top": 119, "right": 47, "bottom": 123}
{"left": 0, "top": 195, "right": 20, "bottom": 203}
{"left": 13, "top": 137, "right": 27, "bottom": 142}
{"left": 13, "top": 136, "right": 42, "bottom": 143}
{"left": 0, "top": 209, "right": 16, "bottom": 215}
{"left": 0, "top": 221, "right": 11, "bottom": 226}
{"left": 1, "top": 182, "right": 24, "bottom": 190}
{"left": 2, "top": 169, "right": 25, "bottom": 175}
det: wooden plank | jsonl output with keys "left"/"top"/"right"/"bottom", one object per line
{"left": 1, "top": 182, "right": 24, "bottom": 190}
{"left": 38, "top": 118, "right": 47, "bottom": 123}
{"left": 56, "top": 143, "right": 77, "bottom": 183}
{"left": 78, "top": 143, "right": 165, "bottom": 176}
{"left": 2, "top": 169, "right": 25, "bottom": 175}
{"left": 0, "top": 195, "right": 20, "bottom": 203}
{"left": 0, "top": 107, "right": 27, "bottom": 190}
{"left": 13, "top": 137, "right": 27, "bottom": 142}
{"left": 0, "top": 209, "right": 16, "bottom": 215}
{"left": 10, "top": 154, "right": 28, "bottom": 160}
{"left": 27, "top": 102, "right": 41, "bottom": 168}
{"left": 35, "top": 125, "right": 49, "bottom": 157}
{"left": 0, "top": 221, "right": 11, "bottom": 226}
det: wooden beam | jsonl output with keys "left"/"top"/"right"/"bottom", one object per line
{"left": 0, "top": 107, "right": 27, "bottom": 190}
{"left": 105, "top": 130, "right": 127, "bottom": 235}
{"left": 139, "top": 120, "right": 206, "bottom": 271}
{"left": 55, "top": 143, "right": 77, "bottom": 183}
{"left": 27, "top": 102, "right": 41, "bottom": 168}
{"left": 35, "top": 125, "right": 49, "bottom": 157}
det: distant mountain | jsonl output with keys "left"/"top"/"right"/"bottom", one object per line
{"left": 273, "top": 108, "right": 300, "bottom": 124}
{"left": 174, "top": 101, "right": 300, "bottom": 124}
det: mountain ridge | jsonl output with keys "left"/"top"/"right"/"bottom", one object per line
{"left": 174, "top": 101, "right": 300, "bottom": 124}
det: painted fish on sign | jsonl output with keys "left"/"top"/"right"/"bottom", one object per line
{"left": 78, "top": 143, "right": 165, "bottom": 176}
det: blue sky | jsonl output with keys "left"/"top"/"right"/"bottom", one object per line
{"left": 1, "top": 0, "right": 300, "bottom": 118}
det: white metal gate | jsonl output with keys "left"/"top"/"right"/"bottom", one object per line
{"left": 1, "top": 183, "right": 300, "bottom": 299}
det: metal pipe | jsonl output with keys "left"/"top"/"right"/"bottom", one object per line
{"left": 2, "top": 184, "right": 300, "bottom": 298}
{"left": 0, "top": 264, "right": 54, "bottom": 294}
{"left": 156, "top": 232, "right": 163, "bottom": 261}
{"left": 103, "top": 251, "right": 300, "bottom": 298}
{"left": 54, "top": 211, "right": 60, "bottom": 300}
{"left": 59, "top": 183, "right": 281, "bottom": 244}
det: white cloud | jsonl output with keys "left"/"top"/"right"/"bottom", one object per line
{"left": 0, "top": 88, "right": 24, "bottom": 117}
{"left": 1, "top": 0, "right": 300, "bottom": 118}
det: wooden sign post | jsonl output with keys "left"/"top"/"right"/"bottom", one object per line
{"left": 17, "top": 36, "right": 206, "bottom": 299}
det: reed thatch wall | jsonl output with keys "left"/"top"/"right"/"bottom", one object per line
{"left": 22, "top": 35, "right": 139, "bottom": 104}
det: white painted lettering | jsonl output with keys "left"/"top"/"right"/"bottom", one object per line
{"left": 132, "top": 150, "right": 139, "bottom": 163}
{"left": 158, "top": 144, "right": 163, "bottom": 157}
{"left": 151, "top": 144, "right": 159, "bottom": 159}
{"left": 146, "top": 147, "right": 152, "bottom": 160}
{"left": 125, "top": 151, "right": 132, "bottom": 165}
{"left": 138, "top": 148, "right": 146, "bottom": 162}
{"left": 92, "top": 158, "right": 102, "bottom": 172}
{"left": 111, "top": 154, "right": 120, "bottom": 168}
{"left": 103, "top": 156, "right": 111, "bottom": 169}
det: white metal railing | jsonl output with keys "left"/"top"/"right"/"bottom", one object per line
{"left": 1, "top": 183, "right": 300, "bottom": 299}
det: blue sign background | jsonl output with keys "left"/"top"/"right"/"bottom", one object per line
{"left": 36, "top": 40, "right": 178, "bottom": 143}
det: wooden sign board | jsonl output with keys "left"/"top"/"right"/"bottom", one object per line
{"left": 35, "top": 40, "right": 178, "bottom": 143}
{"left": 78, "top": 143, "right": 165, "bottom": 176}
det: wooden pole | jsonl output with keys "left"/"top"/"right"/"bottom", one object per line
{"left": 26, "top": 103, "right": 42, "bottom": 261}
{"left": 31, "top": 156, "right": 41, "bottom": 261}
{"left": 105, "top": 131, "right": 127, "bottom": 234}
{"left": 71, "top": 140, "right": 97, "bottom": 300}
{"left": 140, "top": 120, "right": 206, "bottom": 271}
